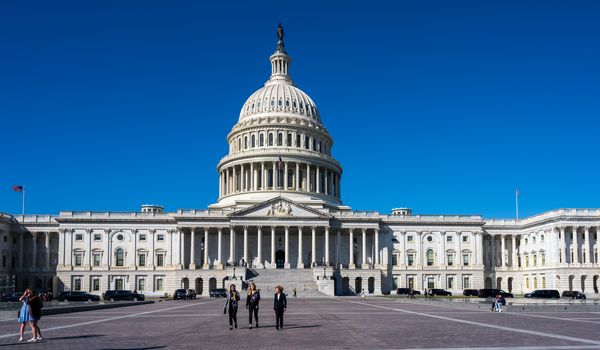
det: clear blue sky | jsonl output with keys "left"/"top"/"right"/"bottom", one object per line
{"left": 1, "top": 1, "right": 599, "bottom": 218}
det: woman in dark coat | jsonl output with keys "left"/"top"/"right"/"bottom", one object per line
{"left": 273, "top": 285, "right": 287, "bottom": 330}
{"left": 224, "top": 284, "right": 240, "bottom": 330}
{"left": 246, "top": 282, "right": 260, "bottom": 329}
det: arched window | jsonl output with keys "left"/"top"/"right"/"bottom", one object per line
{"left": 305, "top": 136, "right": 310, "bottom": 149}
{"left": 268, "top": 133, "right": 273, "bottom": 146}
{"left": 115, "top": 248, "right": 125, "bottom": 267}
{"left": 277, "top": 132, "right": 283, "bottom": 146}
{"left": 287, "top": 169, "right": 294, "bottom": 188}
{"left": 426, "top": 249, "right": 434, "bottom": 266}
{"left": 287, "top": 133, "right": 292, "bottom": 146}
{"left": 296, "top": 134, "right": 301, "bottom": 147}
{"left": 251, "top": 135, "right": 256, "bottom": 148}
{"left": 244, "top": 136, "right": 248, "bottom": 149}
{"left": 312, "top": 138, "right": 316, "bottom": 151}
{"left": 259, "top": 134, "right": 264, "bottom": 147}
{"left": 318, "top": 140, "right": 322, "bottom": 152}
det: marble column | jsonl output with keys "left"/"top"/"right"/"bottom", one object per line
{"left": 295, "top": 163, "right": 300, "bottom": 191}
{"left": 31, "top": 232, "right": 37, "bottom": 269}
{"left": 284, "top": 226, "right": 290, "bottom": 268}
{"left": 58, "top": 230, "right": 65, "bottom": 267}
{"left": 316, "top": 166, "right": 320, "bottom": 193}
{"left": 284, "top": 162, "right": 289, "bottom": 189}
{"left": 336, "top": 229, "right": 341, "bottom": 267}
{"left": 203, "top": 228, "right": 209, "bottom": 269}
{"left": 349, "top": 228, "right": 355, "bottom": 269}
{"left": 45, "top": 232, "right": 51, "bottom": 269}
{"left": 361, "top": 228, "right": 367, "bottom": 268}
{"left": 374, "top": 228, "right": 379, "bottom": 266}
{"left": 490, "top": 234, "right": 495, "bottom": 267}
{"left": 270, "top": 226, "right": 276, "bottom": 269}
{"left": 572, "top": 226, "right": 579, "bottom": 264}
{"left": 190, "top": 228, "right": 196, "bottom": 269}
{"left": 560, "top": 226, "right": 566, "bottom": 264}
{"left": 584, "top": 226, "right": 591, "bottom": 264}
{"left": 511, "top": 235, "right": 517, "bottom": 267}
{"left": 311, "top": 227, "right": 316, "bottom": 267}
{"left": 216, "top": 228, "right": 223, "bottom": 269}
{"left": 243, "top": 226, "right": 248, "bottom": 264}
{"left": 257, "top": 226, "right": 263, "bottom": 268}
{"left": 325, "top": 227, "right": 330, "bottom": 266}
{"left": 500, "top": 235, "right": 506, "bottom": 267}
{"left": 306, "top": 164, "right": 311, "bottom": 191}
{"left": 229, "top": 226, "right": 235, "bottom": 265}
{"left": 297, "top": 226, "right": 304, "bottom": 268}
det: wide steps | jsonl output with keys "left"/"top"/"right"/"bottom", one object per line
{"left": 245, "top": 269, "right": 324, "bottom": 297}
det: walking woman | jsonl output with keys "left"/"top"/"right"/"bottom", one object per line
{"left": 246, "top": 282, "right": 260, "bottom": 329}
{"left": 29, "top": 292, "right": 44, "bottom": 341}
{"left": 17, "top": 289, "right": 33, "bottom": 342}
{"left": 224, "top": 284, "right": 240, "bottom": 330}
{"left": 273, "top": 285, "right": 287, "bottom": 330}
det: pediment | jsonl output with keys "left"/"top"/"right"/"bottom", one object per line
{"left": 229, "top": 197, "right": 330, "bottom": 219}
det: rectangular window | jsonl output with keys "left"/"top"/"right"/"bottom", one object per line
{"left": 533, "top": 277, "right": 538, "bottom": 289}
{"left": 75, "top": 234, "right": 83, "bottom": 241}
{"left": 156, "top": 278, "right": 164, "bottom": 291}
{"left": 407, "top": 276, "right": 414, "bottom": 289}
{"left": 407, "top": 254, "right": 414, "bottom": 266}
{"left": 447, "top": 276, "right": 454, "bottom": 289}
{"left": 392, "top": 277, "right": 398, "bottom": 290}
{"left": 138, "top": 254, "right": 146, "bottom": 267}
{"left": 542, "top": 276, "right": 546, "bottom": 288}
{"left": 74, "top": 253, "right": 83, "bottom": 267}
{"left": 427, "top": 277, "right": 435, "bottom": 289}
{"left": 391, "top": 253, "right": 398, "bottom": 266}
{"left": 463, "top": 276, "right": 470, "bottom": 289}
{"left": 93, "top": 253, "right": 101, "bottom": 267}
{"left": 447, "top": 254, "right": 454, "bottom": 266}
{"left": 525, "top": 277, "right": 529, "bottom": 289}
{"left": 157, "top": 234, "right": 164, "bottom": 241}
{"left": 74, "top": 278, "right": 82, "bottom": 291}
{"left": 525, "top": 256, "right": 529, "bottom": 267}
{"left": 541, "top": 253, "right": 545, "bottom": 266}
{"left": 92, "top": 278, "right": 100, "bottom": 291}
{"left": 156, "top": 253, "right": 164, "bottom": 267}
{"left": 462, "top": 254, "right": 469, "bottom": 266}
{"left": 138, "top": 278, "right": 145, "bottom": 292}
{"left": 446, "top": 235, "right": 453, "bottom": 242}
{"left": 2, "top": 255, "right": 6, "bottom": 268}
{"left": 407, "top": 235, "right": 414, "bottom": 243}
{"left": 115, "top": 278, "right": 124, "bottom": 290}
{"left": 93, "top": 234, "right": 101, "bottom": 241}
{"left": 462, "top": 235, "right": 468, "bottom": 243}
{"left": 533, "top": 255, "right": 537, "bottom": 267}
{"left": 139, "top": 234, "right": 146, "bottom": 241}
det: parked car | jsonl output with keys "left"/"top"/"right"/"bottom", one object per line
{"left": 174, "top": 289, "right": 197, "bottom": 300}
{"left": 463, "top": 289, "right": 479, "bottom": 297}
{"left": 0, "top": 292, "right": 21, "bottom": 302}
{"left": 103, "top": 290, "right": 145, "bottom": 302}
{"left": 562, "top": 290, "right": 586, "bottom": 299}
{"left": 524, "top": 289, "right": 560, "bottom": 299}
{"left": 478, "top": 289, "right": 514, "bottom": 298}
{"left": 429, "top": 289, "right": 452, "bottom": 296}
{"left": 57, "top": 291, "right": 100, "bottom": 302}
{"left": 209, "top": 288, "right": 227, "bottom": 298}
{"left": 396, "top": 288, "right": 421, "bottom": 295}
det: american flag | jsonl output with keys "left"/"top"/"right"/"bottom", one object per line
{"left": 12, "top": 185, "right": 23, "bottom": 192}
{"left": 277, "top": 156, "right": 284, "bottom": 170}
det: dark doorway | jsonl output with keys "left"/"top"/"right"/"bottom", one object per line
{"left": 355, "top": 277, "right": 362, "bottom": 294}
{"left": 276, "top": 250, "right": 285, "bottom": 269}
{"left": 342, "top": 277, "right": 350, "bottom": 295}
{"left": 195, "top": 278, "right": 203, "bottom": 295}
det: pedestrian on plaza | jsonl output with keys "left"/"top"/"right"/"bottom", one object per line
{"left": 493, "top": 294, "right": 502, "bottom": 312}
{"left": 29, "top": 292, "right": 43, "bottom": 342}
{"left": 224, "top": 284, "right": 240, "bottom": 330}
{"left": 273, "top": 285, "right": 287, "bottom": 330}
{"left": 246, "top": 282, "right": 260, "bottom": 329}
{"left": 360, "top": 289, "right": 366, "bottom": 301}
{"left": 293, "top": 288, "right": 297, "bottom": 298}
{"left": 16, "top": 289, "right": 34, "bottom": 342}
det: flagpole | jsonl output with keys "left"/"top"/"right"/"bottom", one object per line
{"left": 515, "top": 189, "right": 519, "bottom": 222}
{"left": 22, "top": 187, "right": 25, "bottom": 216}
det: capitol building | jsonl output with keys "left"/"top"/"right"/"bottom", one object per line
{"left": 1, "top": 27, "right": 599, "bottom": 297}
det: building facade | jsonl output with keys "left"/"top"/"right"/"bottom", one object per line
{"left": 4, "top": 27, "right": 599, "bottom": 297}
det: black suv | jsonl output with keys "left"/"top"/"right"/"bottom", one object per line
{"left": 478, "top": 289, "right": 514, "bottom": 298}
{"left": 524, "top": 289, "right": 560, "bottom": 299}
{"left": 429, "top": 289, "right": 452, "bottom": 296}
{"left": 103, "top": 290, "right": 145, "bottom": 302}
{"left": 396, "top": 288, "right": 421, "bottom": 295}
{"left": 57, "top": 291, "right": 100, "bottom": 302}
{"left": 209, "top": 288, "right": 227, "bottom": 298}
{"left": 174, "top": 289, "right": 197, "bottom": 300}
{"left": 562, "top": 291, "right": 586, "bottom": 300}
{"left": 463, "top": 289, "right": 479, "bottom": 297}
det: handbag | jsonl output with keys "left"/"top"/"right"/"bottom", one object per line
{"left": 17, "top": 310, "right": 20, "bottom": 318}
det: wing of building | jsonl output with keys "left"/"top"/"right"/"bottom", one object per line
{"left": 2, "top": 27, "right": 599, "bottom": 297}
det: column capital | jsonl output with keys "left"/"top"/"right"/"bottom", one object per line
{"left": 204, "top": 227, "right": 209, "bottom": 233}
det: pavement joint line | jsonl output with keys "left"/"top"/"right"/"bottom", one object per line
{"left": 379, "top": 299, "right": 600, "bottom": 325}
{"left": 398, "top": 346, "right": 600, "bottom": 350}
{"left": 0, "top": 299, "right": 219, "bottom": 340}
{"left": 338, "top": 299, "right": 600, "bottom": 346}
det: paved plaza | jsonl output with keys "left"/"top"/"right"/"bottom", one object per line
{"left": 1, "top": 297, "right": 600, "bottom": 349}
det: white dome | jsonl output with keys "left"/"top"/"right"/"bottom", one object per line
{"left": 239, "top": 83, "right": 321, "bottom": 123}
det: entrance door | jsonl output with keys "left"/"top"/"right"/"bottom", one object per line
{"left": 276, "top": 250, "right": 285, "bottom": 269}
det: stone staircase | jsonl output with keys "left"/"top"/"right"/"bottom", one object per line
{"left": 245, "top": 268, "right": 325, "bottom": 297}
